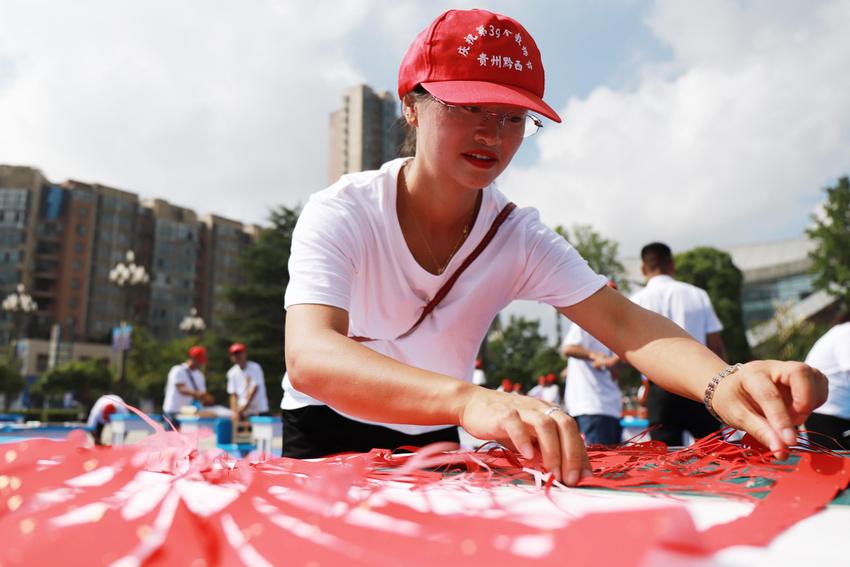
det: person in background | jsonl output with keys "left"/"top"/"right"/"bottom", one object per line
{"left": 629, "top": 243, "right": 726, "bottom": 446}
{"left": 86, "top": 393, "right": 128, "bottom": 445}
{"left": 496, "top": 378, "right": 512, "bottom": 393}
{"left": 162, "top": 346, "right": 209, "bottom": 428}
{"left": 527, "top": 375, "right": 546, "bottom": 399}
{"left": 804, "top": 314, "right": 850, "bottom": 449}
{"left": 562, "top": 281, "right": 623, "bottom": 445}
{"left": 511, "top": 382, "right": 523, "bottom": 395}
{"left": 227, "top": 342, "right": 270, "bottom": 421}
{"left": 541, "top": 374, "right": 562, "bottom": 406}
{"left": 472, "top": 358, "right": 487, "bottom": 386}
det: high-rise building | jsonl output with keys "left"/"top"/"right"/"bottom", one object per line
{"left": 327, "top": 84, "right": 403, "bottom": 184}
{"left": 0, "top": 164, "right": 258, "bottom": 347}
{"left": 0, "top": 165, "right": 48, "bottom": 342}
{"left": 144, "top": 199, "right": 202, "bottom": 342}
{"left": 62, "top": 180, "right": 145, "bottom": 342}
{"left": 197, "top": 214, "right": 258, "bottom": 333}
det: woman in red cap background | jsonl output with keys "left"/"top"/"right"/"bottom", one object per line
{"left": 282, "top": 8, "right": 826, "bottom": 485}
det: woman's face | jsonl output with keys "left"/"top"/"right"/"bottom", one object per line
{"left": 408, "top": 94, "right": 526, "bottom": 190}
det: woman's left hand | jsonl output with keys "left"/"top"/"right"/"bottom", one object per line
{"left": 710, "top": 360, "right": 828, "bottom": 457}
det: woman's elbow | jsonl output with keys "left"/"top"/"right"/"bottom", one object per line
{"left": 285, "top": 341, "right": 315, "bottom": 392}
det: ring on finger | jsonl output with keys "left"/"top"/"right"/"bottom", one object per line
{"left": 543, "top": 406, "right": 563, "bottom": 417}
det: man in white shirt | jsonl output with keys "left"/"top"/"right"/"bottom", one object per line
{"left": 86, "top": 394, "right": 128, "bottom": 445}
{"left": 162, "top": 346, "right": 209, "bottom": 428}
{"left": 227, "top": 343, "right": 270, "bottom": 420}
{"left": 562, "top": 281, "right": 623, "bottom": 445}
{"left": 804, "top": 317, "right": 850, "bottom": 449}
{"left": 630, "top": 243, "right": 726, "bottom": 446}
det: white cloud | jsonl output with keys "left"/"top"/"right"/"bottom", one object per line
{"left": 0, "top": 0, "right": 527, "bottom": 225}
{"left": 501, "top": 0, "right": 850, "bottom": 255}
{"left": 0, "top": 0, "right": 378, "bottom": 223}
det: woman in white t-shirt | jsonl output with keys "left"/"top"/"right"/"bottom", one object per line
{"left": 282, "top": 8, "right": 827, "bottom": 485}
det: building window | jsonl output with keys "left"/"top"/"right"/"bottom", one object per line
{"left": 76, "top": 224, "right": 86, "bottom": 236}
{"left": 36, "top": 354, "right": 49, "bottom": 373}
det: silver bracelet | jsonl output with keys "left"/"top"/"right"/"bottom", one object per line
{"left": 703, "top": 363, "right": 744, "bottom": 423}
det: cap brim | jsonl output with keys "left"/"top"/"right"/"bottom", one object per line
{"left": 421, "top": 80, "right": 562, "bottom": 123}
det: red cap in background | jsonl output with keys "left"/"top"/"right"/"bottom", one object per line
{"left": 188, "top": 345, "right": 207, "bottom": 365}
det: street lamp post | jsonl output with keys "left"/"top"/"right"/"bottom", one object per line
{"left": 2, "top": 284, "right": 38, "bottom": 361}
{"left": 179, "top": 307, "right": 206, "bottom": 341}
{"left": 109, "top": 251, "right": 149, "bottom": 386}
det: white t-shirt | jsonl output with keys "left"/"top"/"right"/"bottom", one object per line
{"left": 541, "top": 383, "right": 562, "bottom": 406}
{"left": 527, "top": 384, "right": 545, "bottom": 399}
{"left": 162, "top": 363, "right": 206, "bottom": 413}
{"left": 86, "top": 394, "right": 128, "bottom": 428}
{"left": 805, "top": 322, "right": 850, "bottom": 420}
{"left": 629, "top": 275, "right": 723, "bottom": 345}
{"left": 472, "top": 368, "right": 487, "bottom": 386}
{"left": 562, "top": 324, "right": 622, "bottom": 418}
{"left": 282, "top": 158, "right": 607, "bottom": 434}
{"left": 227, "top": 361, "right": 270, "bottom": 414}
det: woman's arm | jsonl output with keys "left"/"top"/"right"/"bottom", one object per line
{"left": 562, "top": 343, "right": 620, "bottom": 370}
{"left": 561, "top": 286, "right": 828, "bottom": 457}
{"left": 285, "top": 303, "right": 589, "bottom": 485}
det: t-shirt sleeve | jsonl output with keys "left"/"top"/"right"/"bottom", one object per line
{"left": 511, "top": 210, "right": 607, "bottom": 307}
{"left": 284, "top": 193, "right": 362, "bottom": 311}
{"left": 226, "top": 368, "right": 237, "bottom": 394}
{"left": 171, "top": 366, "right": 188, "bottom": 387}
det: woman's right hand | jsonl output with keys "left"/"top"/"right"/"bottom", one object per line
{"left": 457, "top": 387, "right": 590, "bottom": 486}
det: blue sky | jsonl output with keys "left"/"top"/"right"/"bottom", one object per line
{"left": 1, "top": 0, "right": 847, "bottom": 260}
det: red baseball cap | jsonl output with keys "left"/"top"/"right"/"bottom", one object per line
{"left": 188, "top": 345, "right": 207, "bottom": 365}
{"left": 398, "top": 9, "right": 561, "bottom": 122}
{"left": 228, "top": 343, "right": 246, "bottom": 355}
{"left": 102, "top": 403, "right": 117, "bottom": 422}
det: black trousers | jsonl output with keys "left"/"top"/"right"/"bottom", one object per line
{"left": 806, "top": 412, "right": 850, "bottom": 450}
{"left": 647, "top": 385, "right": 721, "bottom": 446}
{"left": 282, "top": 404, "right": 460, "bottom": 459}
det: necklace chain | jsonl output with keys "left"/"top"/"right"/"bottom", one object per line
{"left": 402, "top": 165, "right": 478, "bottom": 275}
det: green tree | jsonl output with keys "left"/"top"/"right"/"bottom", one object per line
{"left": 555, "top": 224, "right": 629, "bottom": 292}
{"left": 34, "top": 360, "right": 113, "bottom": 409}
{"left": 807, "top": 176, "right": 850, "bottom": 313}
{"left": 0, "top": 359, "right": 24, "bottom": 410}
{"left": 752, "top": 304, "right": 829, "bottom": 362}
{"left": 674, "top": 247, "right": 752, "bottom": 363}
{"left": 225, "top": 206, "right": 299, "bottom": 409}
{"left": 486, "top": 315, "right": 562, "bottom": 391}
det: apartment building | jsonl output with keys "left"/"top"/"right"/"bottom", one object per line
{"left": 327, "top": 84, "right": 404, "bottom": 184}
{"left": 0, "top": 165, "right": 258, "bottom": 346}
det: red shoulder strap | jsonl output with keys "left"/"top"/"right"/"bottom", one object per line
{"left": 351, "top": 201, "right": 517, "bottom": 342}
